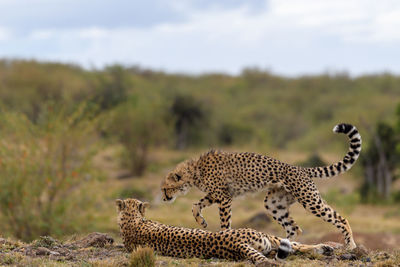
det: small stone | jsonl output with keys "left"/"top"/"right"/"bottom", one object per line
{"left": 115, "top": 244, "right": 125, "bottom": 249}
{"left": 72, "top": 232, "right": 114, "bottom": 248}
{"left": 35, "top": 247, "right": 51, "bottom": 256}
{"left": 247, "top": 212, "right": 271, "bottom": 228}
{"left": 49, "top": 251, "right": 61, "bottom": 256}
{"left": 340, "top": 253, "right": 357, "bottom": 261}
{"left": 352, "top": 245, "right": 368, "bottom": 259}
{"left": 323, "top": 241, "right": 343, "bottom": 250}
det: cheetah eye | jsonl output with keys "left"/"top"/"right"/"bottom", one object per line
{"left": 175, "top": 174, "right": 182, "bottom": 181}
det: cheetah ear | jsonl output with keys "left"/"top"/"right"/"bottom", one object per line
{"left": 116, "top": 199, "right": 125, "bottom": 211}
{"left": 138, "top": 202, "right": 150, "bottom": 216}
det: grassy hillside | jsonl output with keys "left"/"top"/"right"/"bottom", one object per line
{"left": 0, "top": 60, "right": 399, "bottom": 266}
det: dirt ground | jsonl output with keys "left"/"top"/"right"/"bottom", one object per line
{"left": 1, "top": 232, "right": 399, "bottom": 266}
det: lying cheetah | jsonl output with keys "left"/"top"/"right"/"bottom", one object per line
{"left": 161, "top": 123, "right": 362, "bottom": 249}
{"left": 116, "top": 198, "right": 333, "bottom": 265}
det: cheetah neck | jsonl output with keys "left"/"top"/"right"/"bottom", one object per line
{"left": 185, "top": 158, "right": 199, "bottom": 187}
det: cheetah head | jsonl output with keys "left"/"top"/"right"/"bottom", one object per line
{"left": 116, "top": 198, "right": 149, "bottom": 224}
{"left": 161, "top": 159, "right": 196, "bottom": 203}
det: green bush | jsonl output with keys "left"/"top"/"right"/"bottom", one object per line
{"left": 217, "top": 122, "right": 253, "bottom": 146}
{"left": 115, "top": 187, "right": 152, "bottom": 202}
{"left": 0, "top": 104, "right": 102, "bottom": 241}
{"left": 296, "top": 153, "right": 326, "bottom": 167}
{"left": 322, "top": 189, "right": 360, "bottom": 213}
{"left": 106, "top": 96, "right": 170, "bottom": 176}
{"left": 170, "top": 95, "right": 208, "bottom": 149}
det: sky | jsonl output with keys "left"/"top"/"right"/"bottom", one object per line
{"left": 1, "top": 0, "right": 400, "bottom": 76}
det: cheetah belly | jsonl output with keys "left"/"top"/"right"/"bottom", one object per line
{"left": 227, "top": 174, "right": 281, "bottom": 197}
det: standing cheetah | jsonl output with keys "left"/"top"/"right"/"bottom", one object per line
{"left": 161, "top": 123, "right": 362, "bottom": 249}
{"left": 116, "top": 198, "right": 333, "bottom": 265}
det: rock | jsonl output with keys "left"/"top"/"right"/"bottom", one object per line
{"left": 31, "top": 236, "right": 61, "bottom": 249}
{"left": 352, "top": 244, "right": 368, "bottom": 259}
{"left": 73, "top": 232, "right": 114, "bottom": 248}
{"left": 35, "top": 247, "right": 52, "bottom": 256}
{"left": 115, "top": 243, "right": 125, "bottom": 249}
{"left": 247, "top": 212, "right": 271, "bottom": 228}
{"left": 340, "top": 253, "right": 357, "bottom": 261}
{"left": 323, "top": 241, "right": 343, "bottom": 250}
{"left": 49, "top": 251, "right": 61, "bottom": 256}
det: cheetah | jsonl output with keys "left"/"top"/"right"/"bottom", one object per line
{"left": 161, "top": 123, "right": 362, "bottom": 249}
{"left": 116, "top": 198, "right": 333, "bottom": 265}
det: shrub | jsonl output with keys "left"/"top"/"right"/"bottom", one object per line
{"left": 106, "top": 96, "right": 169, "bottom": 176}
{"left": 129, "top": 247, "right": 155, "bottom": 267}
{"left": 115, "top": 187, "right": 152, "bottom": 202}
{"left": 170, "top": 95, "right": 207, "bottom": 149}
{"left": 217, "top": 122, "right": 253, "bottom": 146}
{"left": 297, "top": 153, "right": 326, "bottom": 168}
{"left": 0, "top": 104, "right": 102, "bottom": 241}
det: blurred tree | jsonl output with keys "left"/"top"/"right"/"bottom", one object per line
{"left": 94, "top": 65, "right": 130, "bottom": 110}
{"left": 107, "top": 96, "right": 169, "bottom": 176}
{"left": 170, "top": 95, "right": 207, "bottom": 149}
{"left": 1, "top": 60, "right": 400, "bottom": 151}
{"left": 0, "top": 103, "right": 102, "bottom": 241}
{"left": 297, "top": 153, "right": 326, "bottom": 168}
{"left": 360, "top": 109, "right": 400, "bottom": 202}
{"left": 217, "top": 122, "right": 253, "bottom": 146}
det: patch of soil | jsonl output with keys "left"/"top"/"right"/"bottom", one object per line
{"left": 71, "top": 232, "right": 114, "bottom": 248}
{"left": 314, "top": 232, "right": 400, "bottom": 251}
{"left": 2, "top": 233, "right": 125, "bottom": 263}
{"left": 1, "top": 232, "right": 399, "bottom": 266}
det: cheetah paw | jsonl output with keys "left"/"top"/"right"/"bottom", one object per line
{"left": 195, "top": 216, "right": 208, "bottom": 228}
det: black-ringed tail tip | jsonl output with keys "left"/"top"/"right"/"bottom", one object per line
{"left": 304, "top": 123, "right": 362, "bottom": 179}
{"left": 276, "top": 239, "right": 292, "bottom": 260}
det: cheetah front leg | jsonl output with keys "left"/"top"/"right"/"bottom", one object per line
{"left": 236, "top": 243, "right": 279, "bottom": 266}
{"left": 264, "top": 187, "right": 302, "bottom": 240}
{"left": 192, "top": 195, "right": 214, "bottom": 228}
{"left": 218, "top": 198, "right": 233, "bottom": 229}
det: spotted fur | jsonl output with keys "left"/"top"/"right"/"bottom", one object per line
{"left": 161, "top": 123, "right": 361, "bottom": 249}
{"left": 116, "top": 198, "right": 333, "bottom": 265}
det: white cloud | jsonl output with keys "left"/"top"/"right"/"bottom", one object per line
{"left": 0, "top": 27, "right": 11, "bottom": 41}
{"left": 29, "top": 29, "right": 55, "bottom": 40}
{"left": 3, "top": 0, "right": 400, "bottom": 75}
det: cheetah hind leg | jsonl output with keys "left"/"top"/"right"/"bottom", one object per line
{"left": 267, "top": 235, "right": 334, "bottom": 257}
{"left": 298, "top": 193, "right": 356, "bottom": 249}
{"left": 264, "top": 187, "right": 302, "bottom": 239}
{"left": 291, "top": 241, "right": 334, "bottom": 256}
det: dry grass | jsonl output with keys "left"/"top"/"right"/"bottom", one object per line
{"left": 1, "top": 147, "right": 399, "bottom": 266}
{"left": 129, "top": 247, "right": 155, "bottom": 267}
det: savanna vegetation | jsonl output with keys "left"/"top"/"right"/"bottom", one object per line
{"left": 0, "top": 59, "right": 399, "bottom": 266}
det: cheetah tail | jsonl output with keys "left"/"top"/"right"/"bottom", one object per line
{"left": 303, "top": 123, "right": 362, "bottom": 178}
{"left": 276, "top": 239, "right": 292, "bottom": 260}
